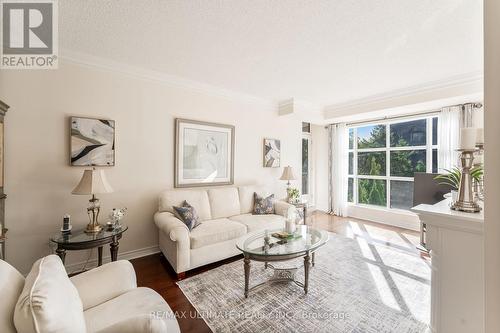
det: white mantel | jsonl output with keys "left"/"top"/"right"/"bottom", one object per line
{"left": 412, "top": 198, "right": 484, "bottom": 333}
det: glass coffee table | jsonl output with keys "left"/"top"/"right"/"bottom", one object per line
{"left": 236, "top": 225, "right": 329, "bottom": 297}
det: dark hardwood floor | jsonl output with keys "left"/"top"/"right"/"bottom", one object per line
{"left": 130, "top": 212, "right": 425, "bottom": 333}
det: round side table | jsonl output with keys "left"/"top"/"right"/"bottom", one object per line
{"left": 50, "top": 225, "right": 128, "bottom": 266}
{"left": 290, "top": 202, "right": 308, "bottom": 225}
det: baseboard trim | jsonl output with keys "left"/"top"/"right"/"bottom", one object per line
{"left": 347, "top": 205, "right": 420, "bottom": 231}
{"left": 64, "top": 245, "right": 160, "bottom": 274}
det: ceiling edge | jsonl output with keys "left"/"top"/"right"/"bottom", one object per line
{"left": 59, "top": 48, "right": 278, "bottom": 110}
{"left": 324, "top": 71, "right": 484, "bottom": 120}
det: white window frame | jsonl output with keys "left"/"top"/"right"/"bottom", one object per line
{"left": 347, "top": 115, "right": 438, "bottom": 211}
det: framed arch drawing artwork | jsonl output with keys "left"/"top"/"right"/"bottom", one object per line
{"left": 175, "top": 118, "right": 234, "bottom": 188}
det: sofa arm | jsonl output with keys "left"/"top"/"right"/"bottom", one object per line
{"left": 70, "top": 260, "right": 137, "bottom": 310}
{"left": 154, "top": 212, "right": 190, "bottom": 243}
{"left": 154, "top": 212, "right": 191, "bottom": 274}
{"left": 274, "top": 200, "right": 295, "bottom": 216}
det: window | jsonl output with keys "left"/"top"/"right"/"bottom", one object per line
{"left": 302, "top": 137, "right": 309, "bottom": 194}
{"left": 347, "top": 116, "right": 438, "bottom": 210}
{"left": 302, "top": 132, "right": 313, "bottom": 204}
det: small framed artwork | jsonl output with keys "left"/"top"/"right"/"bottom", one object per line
{"left": 175, "top": 118, "right": 234, "bottom": 188}
{"left": 263, "top": 138, "right": 280, "bottom": 167}
{"left": 70, "top": 117, "right": 115, "bottom": 166}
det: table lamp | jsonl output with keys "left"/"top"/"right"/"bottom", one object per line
{"left": 72, "top": 168, "right": 114, "bottom": 233}
{"left": 280, "top": 166, "right": 296, "bottom": 187}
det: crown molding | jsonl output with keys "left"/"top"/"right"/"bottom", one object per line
{"left": 59, "top": 48, "right": 277, "bottom": 110}
{"left": 324, "top": 71, "right": 483, "bottom": 119}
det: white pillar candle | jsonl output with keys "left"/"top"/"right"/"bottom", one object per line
{"left": 460, "top": 128, "right": 477, "bottom": 150}
{"left": 475, "top": 153, "right": 484, "bottom": 164}
{"left": 476, "top": 128, "right": 484, "bottom": 144}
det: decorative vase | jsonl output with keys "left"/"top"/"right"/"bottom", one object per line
{"left": 285, "top": 219, "right": 296, "bottom": 234}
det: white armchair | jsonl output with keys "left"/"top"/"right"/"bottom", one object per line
{"left": 1, "top": 255, "right": 180, "bottom": 333}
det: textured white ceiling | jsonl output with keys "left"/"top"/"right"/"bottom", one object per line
{"left": 59, "top": 0, "right": 483, "bottom": 106}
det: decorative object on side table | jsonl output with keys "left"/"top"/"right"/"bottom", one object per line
{"left": 263, "top": 138, "right": 281, "bottom": 167}
{"left": 280, "top": 166, "right": 296, "bottom": 188}
{"left": 286, "top": 187, "right": 300, "bottom": 203}
{"left": 450, "top": 149, "right": 480, "bottom": 212}
{"left": 285, "top": 206, "right": 298, "bottom": 233}
{"left": 474, "top": 128, "right": 485, "bottom": 201}
{"left": 449, "top": 127, "right": 482, "bottom": 213}
{"left": 107, "top": 207, "right": 127, "bottom": 230}
{"left": 175, "top": 118, "right": 235, "bottom": 188}
{"left": 51, "top": 224, "right": 128, "bottom": 266}
{"left": 61, "top": 214, "right": 72, "bottom": 234}
{"left": 70, "top": 116, "right": 115, "bottom": 166}
{"left": 72, "top": 168, "right": 114, "bottom": 233}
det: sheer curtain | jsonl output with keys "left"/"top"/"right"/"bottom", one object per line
{"left": 438, "top": 106, "right": 461, "bottom": 171}
{"left": 329, "top": 123, "right": 348, "bottom": 216}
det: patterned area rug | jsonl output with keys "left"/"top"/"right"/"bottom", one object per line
{"left": 177, "top": 233, "right": 430, "bottom": 333}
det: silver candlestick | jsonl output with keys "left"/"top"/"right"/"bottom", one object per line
{"left": 473, "top": 143, "right": 484, "bottom": 201}
{"left": 451, "top": 149, "right": 481, "bottom": 213}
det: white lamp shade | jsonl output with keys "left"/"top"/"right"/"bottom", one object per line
{"left": 72, "top": 169, "right": 114, "bottom": 195}
{"left": 280, "top": 166, "right": 296, "bottom": 181}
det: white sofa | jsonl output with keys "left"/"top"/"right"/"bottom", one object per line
{"left": 0, "top": 255, "right": 180, "bottom": 333}
{"left": 154, "top": 185, "right": 293, "bottom": 276}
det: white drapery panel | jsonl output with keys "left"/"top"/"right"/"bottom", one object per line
{"left": 438, "top": 106, "right": 461, "bottom": 171}
{"left": 329, "top": 123, "right": 348, "bottom": 216}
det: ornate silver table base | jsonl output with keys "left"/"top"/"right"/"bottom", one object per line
{"left": 243, "top": 252, "right": 316, "bottom": 298}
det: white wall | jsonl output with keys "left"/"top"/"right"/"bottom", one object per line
{"left": 484, "top": 1, "right": 500, "bottom": 331}
{"left": 0, "top": 60, "right": 302, "bottom": 274}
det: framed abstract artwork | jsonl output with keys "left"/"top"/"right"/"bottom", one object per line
{"left": 175, "top": 118, "right": 234, "bottom": 188}
{"left": 263, "top": 138, "right": 280, "bottom": 167}
{"left": 70, "top": 117, "right": 115, "bottom": 166}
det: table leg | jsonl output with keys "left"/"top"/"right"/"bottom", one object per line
{"left": 110, "top": 239, "right": 119, "bottom": 262}
{"left": 312, "top": 252, "right": 315, "bottom": 267}
{"left": 98, "top": 246, "right": 103, "bottom": 266}
{"left": 56, "top": 247, "right": 66, "bottom": 264}
{"left": 304, "top": 252, "right": 311, "bottom": 294}
{"left": 303, "top": 206, "right": 307, "bottom": 225}
{"left": 244, "top": 256, "right": 251, "bottom": 298}
{"left": 265, "top": 262, "right": 268, "bottom": 269}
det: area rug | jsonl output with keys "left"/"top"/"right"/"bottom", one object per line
{"left": 177, "top": 233, "right": 430, "bottom": 333}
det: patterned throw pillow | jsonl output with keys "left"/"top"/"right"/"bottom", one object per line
{"left": 253, "top": 193, "right": 275, "bottom": 215}
{"left": 173, "top": 201, "right": 201, "bottom": 231}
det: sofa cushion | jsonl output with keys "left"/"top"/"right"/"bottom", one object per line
{"left": 14, "top": 255, "right": 86, "bottom": 333}
{"left": 207, "top": 187, "right": 241, "bottom": 219}
{"left": 229, "top": 214, "right": 285, "bottom": 232}
{"left": 159, "top": 189, "right": 212, "bottom": 221}
{"left": 84, "top": 287, "right": 180, "bottom": 333}
{"left": 173, "top": 201, "right": 201, "bottom": 230}
{"left": 238, "top": 185, "right": 266, "bottom": 214}
{"left": 0, "top": 260, "right": 25, "bottom": 333}
{"left": 189, "top": 218, "right": 247, "bottom": 249}
{"left": 253, "top": 193, "right": 275, "bottom": 214}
